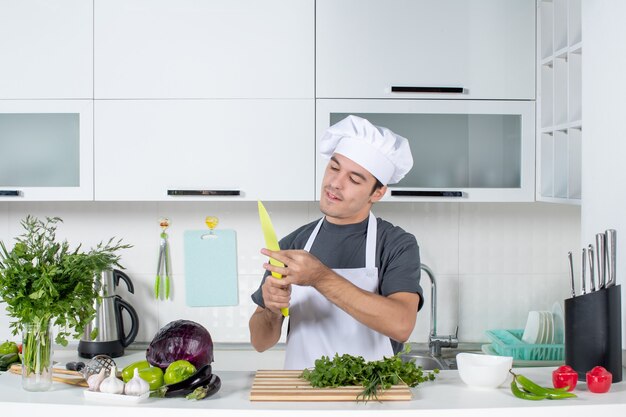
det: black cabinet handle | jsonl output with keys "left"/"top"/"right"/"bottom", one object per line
{"left": 391, "top": 86, "right": 464, "bottom": 94}
{"left": 391, "top": 190, "right": 463, "bottom": 197}
{"left": 167, "top": 190, "right": 241, "bottom": 196}
{"left": 0, "top": 190, "right": 21, "bottom": 197}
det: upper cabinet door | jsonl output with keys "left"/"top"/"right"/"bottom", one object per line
{"left": 316, "top": 99, "right": 536, "bottom": 202}
{"left": 94, "top": 0, "right": 314, "bottom": 99}
{"left": 94, "top": 99, "right": 314, "bottom": 201}
{"left": 0, "top": 100, "right": 94, "bottom": 201}
{"left": 316, "top": 0, "right": 536, "bottom": 100}
{"left": 0, "top": 0, "right": 93, "bottom": 99}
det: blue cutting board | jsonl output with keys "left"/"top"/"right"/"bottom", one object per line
{"left": 184, "top": 229, "right": 239, "bottom": 307}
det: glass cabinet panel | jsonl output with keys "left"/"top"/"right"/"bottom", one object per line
{"left": 317, "top": 99, "right": 535, "bottom": 202}
{"left": 330, "top": 113, "right": 522, "bottom": 189}
{"left": 0, "top": 100, "right": 93, "bottom": 200}
{"left": 0, "top": 114, "right": 80, "bottom": 187}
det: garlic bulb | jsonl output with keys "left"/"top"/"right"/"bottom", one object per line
{"left": 124, "top": 368, "right": 150, "bottom": 396}
{"left": 98, "top": 366, "right": 125, "bottom": 394}
{"left": 87, "top": 367, "right": 107, "bottom": 392}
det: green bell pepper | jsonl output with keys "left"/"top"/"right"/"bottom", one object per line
{"left": 164, "top": 360, "right": 197, "bottom": 385}
{"left": 122, "top": 360, "right": 151, "bottom": 383}
{"left": 138, "top": 366, "right": 165, "bottom": 390}
{"left": 0, "top": 341, "right": 19, "bottom": 356}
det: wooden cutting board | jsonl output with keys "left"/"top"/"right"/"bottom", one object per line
{"left": 249, "top": 370, "right": 412, "bottom": 402}
{"left": 8, "top": 363, "right": 87, "bottom": 387}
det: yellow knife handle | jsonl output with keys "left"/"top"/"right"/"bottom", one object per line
{"left": 267, "top": 258, "right": 288, "bottom": 316}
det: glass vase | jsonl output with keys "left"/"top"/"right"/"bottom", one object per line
{"left": 21, "top": 321, "right": 53, "bottom": 392}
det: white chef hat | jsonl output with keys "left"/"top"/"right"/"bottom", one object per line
{"left": 320, "top": 115, "right": 413, "bottom": 185}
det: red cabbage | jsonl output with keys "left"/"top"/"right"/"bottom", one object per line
{"left": 146, "top": 320, "right": 213, "bottom": 370}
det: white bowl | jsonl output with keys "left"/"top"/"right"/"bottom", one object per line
{"left": 456, "top": 353, "right": 513, "bottom": 389}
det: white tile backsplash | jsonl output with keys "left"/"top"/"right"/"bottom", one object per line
{"left": 458, "top": 273, "right": 571, "bottom": 343}
{"left": 0, "top": 201, "right": 580, "bottom": 345}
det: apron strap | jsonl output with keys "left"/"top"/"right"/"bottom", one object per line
{"left": 303, "top": 218, "right": 324, "bottom": 252}
{"left": 365, "top": 212, "right": 377, "bottom": 269}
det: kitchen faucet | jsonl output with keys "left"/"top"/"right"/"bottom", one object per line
{"left": 420, "top": 263, "right": 458, "bottom": 357}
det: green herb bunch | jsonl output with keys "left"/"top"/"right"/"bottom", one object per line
{"left": 0, "top": 215, "right": 131, "bottom": 346}
{"left": 301, "top": 348, "right": 439, "bottom": 402}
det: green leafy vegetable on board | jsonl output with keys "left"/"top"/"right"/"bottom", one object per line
{"left": 300, "top": 347, "right": 438, "bottom": 402}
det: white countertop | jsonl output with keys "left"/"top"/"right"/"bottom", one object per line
{"left": 1, "top": 350, "right": 625, "bottom": 417}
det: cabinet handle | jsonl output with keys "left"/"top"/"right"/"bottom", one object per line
{"left": 391, "top": 190, "right": 463, "bottom": 197}
{"left": 167, "top": 189, "right": 241, "bottom": 196}
{"left": 0, "top": 190, "right": 21, "bottom": 197}
{"left": 391, "top": 86, "right": 464, "bottom": 94}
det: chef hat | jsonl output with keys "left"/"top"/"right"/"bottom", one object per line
{"left": 320, "top": 115, "right": 413, "bottom": 185}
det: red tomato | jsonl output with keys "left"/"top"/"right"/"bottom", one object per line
{"left": 552, "top": 365, "right": 578, "bottom": 391}
{"left": 586, "top": 366, "right": 612, "bottom": 393}
{"left": 17, "top": 344, "right": 22, "bottom": 354}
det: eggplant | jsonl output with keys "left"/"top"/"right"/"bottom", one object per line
{"left": 185, "top": 374, "right": 221, "bottom": 400}
{"left": 163, "top": 364, "right": 213, "bottom": 397}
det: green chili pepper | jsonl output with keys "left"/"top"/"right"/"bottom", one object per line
{"left": 511, "top": 377, "right": 548, "bottom": 400}
{"left": 509, "top": 371, "right": 577, "bottom": 401}
{"left": 516, "top": 374, "right": 576, "bottom": 399}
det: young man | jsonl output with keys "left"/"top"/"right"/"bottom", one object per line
{"left": 249, "top": 115, "right": 423, "bottom": 369}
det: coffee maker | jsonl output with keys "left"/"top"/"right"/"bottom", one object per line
{"left": 78, "top": 269, "right": 139, "bottom": 358}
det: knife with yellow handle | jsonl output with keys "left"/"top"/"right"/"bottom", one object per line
{"left": 257, "top": 201, "right": 289, "bottom": 317}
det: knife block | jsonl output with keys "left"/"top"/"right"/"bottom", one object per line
{"left": 564, "top": 285, "right": 622, "bottom": 382}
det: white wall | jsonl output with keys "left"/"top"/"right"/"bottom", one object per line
{"left": 0, "top": 201, "right": 579, "bottom": 345}
{"left": 582, "top": 0, "right": 626, "bottom": 345}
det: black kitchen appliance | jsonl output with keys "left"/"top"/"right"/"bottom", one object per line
{"left": 78, "top": 269, "right": 139, "bottom": 358}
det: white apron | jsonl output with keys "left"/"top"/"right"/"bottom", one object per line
{"left": 283, "top": 212, "right": 394, "bottom": 370}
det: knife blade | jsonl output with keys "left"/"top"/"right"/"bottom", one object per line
{"left": 581, "top": 248, "right": 587, "bottom": 295}
{"left": 257, "top": 201, "right": 289, "bottom": 317}
{"left": 596, "top": 233, "right": 606, "bottom": 289}
{"left": 568, "top": 251, "right": 576, "bottom": 298}
{"left": 588, "top": 244, "right": 596, "bottom": 292}
{"left": 605, "top": 229, "right": 617, "bottom": 287}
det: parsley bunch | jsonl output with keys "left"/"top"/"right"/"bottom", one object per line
{"left": 0, "top": 215, "right": 131, "bottom": 346}
{"left": 301, "top": 349, "right": 438, "bottom": 402}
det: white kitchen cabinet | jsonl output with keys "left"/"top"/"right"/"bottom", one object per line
{"left": 536, "top": 0, "right": 582, "bottom": 204}
{"left": 316, "top": 99, "right": 536, "bottom": 202}
{"left": 316, "top": 0, "right": 536, "bottom": 100}
{"left": 0, "top": 0, "right": 92, "bottom": 99}
{"left": 94, "top": 0, "right": 314, "bottom": 99}
{"left": 94, "top": 100, "right": 314, "bottom": 201}
{"left": 0, "top": 100, "right": 94, "bottom": 200}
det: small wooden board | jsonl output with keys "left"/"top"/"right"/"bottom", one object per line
{"left": 9, "top": 363, "right": 88, "bottom": 387}
{"left": 249, "top": 370, "right": 412, "bottom": 402}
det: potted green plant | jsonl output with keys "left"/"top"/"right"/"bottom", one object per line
{"left": 0, "top": 216, "right": 130, "bottom": 391}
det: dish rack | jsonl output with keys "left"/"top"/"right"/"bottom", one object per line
{"left": 485, "top": 329, "right": 564, "bottom": 361}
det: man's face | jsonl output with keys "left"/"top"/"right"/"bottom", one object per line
{"left": 319, "top": 153, "right": 387, "bottom": 225}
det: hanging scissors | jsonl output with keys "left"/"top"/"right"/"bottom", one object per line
{"left": 155, "top": 218, "right": 171, "bottom": 299}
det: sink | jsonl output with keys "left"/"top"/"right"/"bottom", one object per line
{"left": 401, "top": 354, "right": 446, "bottom": 370}
{"left": 400, "top": 351, "right": 454, "bottom": 370}
{"left": 400, "top": 346, "right": 484, "bottom": 370}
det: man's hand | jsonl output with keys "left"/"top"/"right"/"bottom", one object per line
{"left": 261, "top": 248, "right": 332, "bottom": 287}
{"left": 261, "top": 274, "right": 291, "bottom": 315}
{"left": 261, "top": 248, "right": 419, "bottom": 343}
